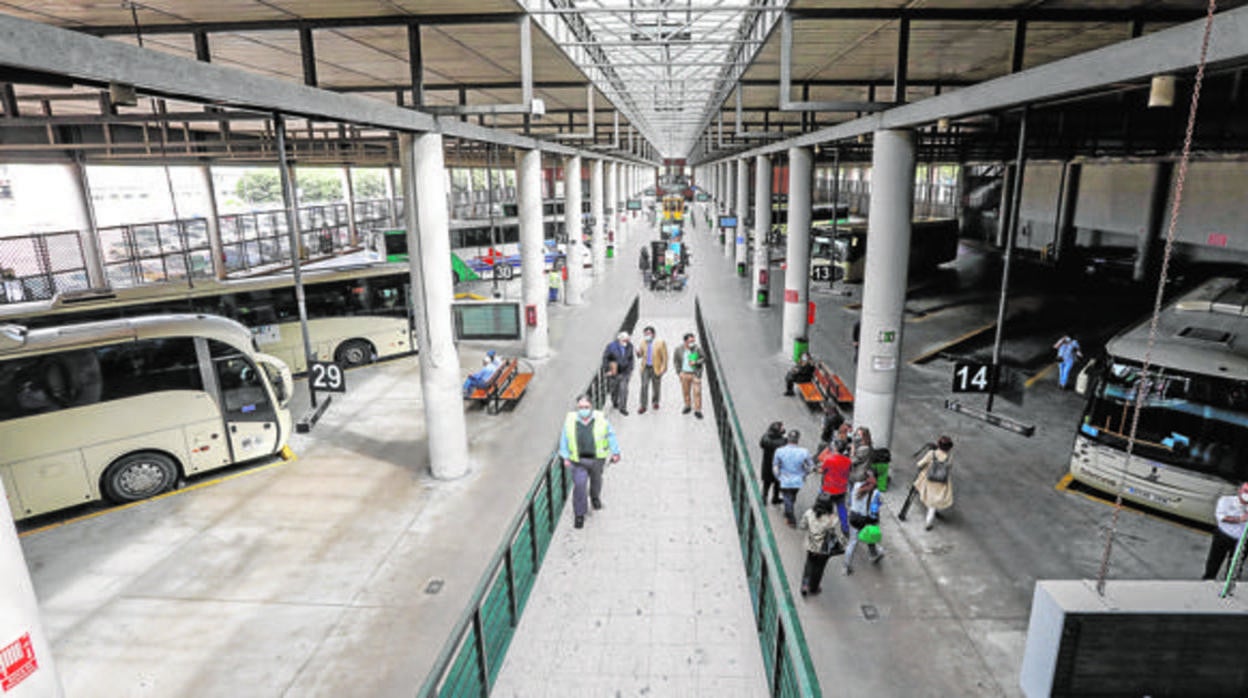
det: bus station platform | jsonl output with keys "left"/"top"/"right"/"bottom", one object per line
{"left": 15, "top": 209, "right": 1215, "bottom": 697}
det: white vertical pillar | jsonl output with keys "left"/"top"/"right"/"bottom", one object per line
{"left": 564, "top": 155, "right": 586, "bottom": 305}
{"left": 341, "top": 166, "right": 359, "bottom": 247}
{"left": 752, "top": 154, "right": 772, "bottom": 306}
{"left": 399, "top": 132, "right": 470, "bottom": 479}
{"left": 386, "top": 166, "right": 399, "bottom": 228}
{"left": 606, "top": 161, "right": 618, "bottom": 253}
{"left": 518, "top": 148, "right": 548, "bottom": 359}
{"left": 68, "top": 160, "right": 106, "bottom": 289}
{"left": 853, "top": 129, "right": 916, "bottom": 449}
{"left": 197, "top": 164, "right": 227, "bottom": 280}
{"left": 735, "top": 157, "right": 749, "bottom": 275}
{"left": 590, "top": 158, "right": 605, "bottom": 276}
{"left": 782, "top": 147, "right": 813, "bottom": 356}
{"left": 0, "top": 479, "right": 62, "bottom": 697}
{"left": 724, "top": 161, "right": 737, "bottom": 256}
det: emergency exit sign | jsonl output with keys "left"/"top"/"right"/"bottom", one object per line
{"left": 878, "top": 330, "right": 896, "bottom": 343}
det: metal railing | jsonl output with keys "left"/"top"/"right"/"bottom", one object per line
{"left": 418, "top": 296, "right": 639, "bottom": 697}
{"left": 695, "top": 297, "right": 822, "bottom": 697}
{"left": 0, "top": 231, "right": 90, "bottom": 304}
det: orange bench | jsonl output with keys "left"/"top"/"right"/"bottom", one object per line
{"left": 794, "top": 360, "right": 854, "bottom": 408}
{"left": 465, "top": 358, "right": 534, "bottom": 414}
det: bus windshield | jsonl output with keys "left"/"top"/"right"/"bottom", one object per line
{"left": 1080, "top": 359, "right": 1248, "bottom": 481}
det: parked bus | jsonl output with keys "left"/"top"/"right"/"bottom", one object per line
{"left": 371, "top": 229, "right": 481, "bottom": 282}
{"left": 0, "top": 314, "right": 294, "bottom": 520}
{"left": 0, "top": 264, "right": 417, "bottom": 373}
{"left": 815, "top": 218, "right": 959, "bottom": 283}
{"left": 1070, "top": 277, "right": 1248, "bottom": 524}
{"left": 662, "top": 195, "right": 685, "bottom": 222}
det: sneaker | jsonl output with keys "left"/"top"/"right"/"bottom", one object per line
{"left": 770, "top": 498, "right": 782, "bottom": 505}
{"left": 574, "top": 516, "right": 585, "bottom": 529}
{"left": 653, "top": 403, "right": 660, "bottom": 410}
{"left": 870, "top": 548, "right": 885, "bottom": 563}
{"left": 800, "top": 586, "right": 809, "bottom": 597}
{"left": 638, "top": 406, "right": 647, "bottom": 414}
{"left": 809, "top": 587, "right": 822, "bottom": 596}
{"left": 682, "top": 406, "right": 692, "bottom": 415}
{"left": 620, "top": 408, "right": 629, "bottom": 416}
{"left": 695, "top": 411, "right": 703, "bottom": 419}
{"left": 592, "top": 498, "right": 603, "bottom": 510}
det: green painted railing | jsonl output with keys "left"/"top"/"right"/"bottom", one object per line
{"left": 418, "top": 296, "right": 639, "bottom": 697}
{"left": 696, "top": 298, "right": 822, "bottom": 697}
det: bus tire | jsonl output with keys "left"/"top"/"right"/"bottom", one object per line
{"left": 101, "top": 452, "right": 179, "bottom": 503}
{"left": 335, "top": 339, "right": 375, "bottom": 367}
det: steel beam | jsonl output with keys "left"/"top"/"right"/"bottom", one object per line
{"left": 788, "top": 7, "right": 1204, "bottom": 23}
{"left": 1, "top": 83, "right": 18, "bottom": 118}
{"left": 299, "top": 27, "right": 318, "bottom": 87}
{"left": 701, "top": 6, "right": 1248, "bottom": 163}
{"left": 79, "top": 13, "right": 525, "bottom": 36}
{"left": 1011, "top": 20, "right": 1028, "bottom": 74}
{"left": 193, "top": 31, "right": 211, "bottom": 62}
{"left": 407, "top": 23, "right": 424, "bottom": 109}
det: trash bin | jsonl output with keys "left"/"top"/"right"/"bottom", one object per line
{"left": 792, "top": 337, "right": 809, "bottom": 364}
{"left": 871, "top": 447, "right": 891, "bottom": 492}
{"left": 607, "top": 245, "right": 615, "bottom": 259}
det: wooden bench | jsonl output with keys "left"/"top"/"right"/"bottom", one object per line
{"left": 465, "top": 358, "right": 535, "bottom": 414}
{"left": 794, "top": 360, "right": 854, "bottom": 408}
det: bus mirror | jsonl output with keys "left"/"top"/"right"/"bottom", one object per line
{"left": 0, "top": 324, "right": 27, "bottom": 350}
{"left": 256, "top": 353, "right": 294, "bottom": 408}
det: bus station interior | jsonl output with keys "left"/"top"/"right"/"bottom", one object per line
{"left": 4, "top": 2, "right": 1248, "bottom": 696}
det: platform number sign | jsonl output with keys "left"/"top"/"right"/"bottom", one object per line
{"left": 310, "top": 361, "right": 347, "bottom": 393}
{"left": 952, "top": 362, "right": 994, "bottom": 393}
{"left": 811, "top": 264, "right": 833, "bottom": 282}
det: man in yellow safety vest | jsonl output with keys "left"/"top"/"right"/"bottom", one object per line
{"left": 558, "top": 395, "right": 622, "bottom": 529}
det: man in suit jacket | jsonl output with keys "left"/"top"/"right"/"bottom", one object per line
{"left": 634, "top": 325, "right": 668, "bottom": 414}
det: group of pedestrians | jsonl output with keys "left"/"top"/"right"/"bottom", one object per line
{"left": 761, "top": 410, "right": 958, "bottom": 595}
{"left": 601, "top": 327, "right": 704, "bottom": 419}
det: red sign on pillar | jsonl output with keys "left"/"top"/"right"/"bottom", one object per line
{"left": 784, "top": 289, "right": 799, "bottom": 303}
{"left": 0, "top": 632, "right": 38, "bottom": 692}
{"left": 808, "top": 301, "right": 817, "bottom": 325}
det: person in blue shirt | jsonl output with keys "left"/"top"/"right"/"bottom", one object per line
{"left": 1054, "top": 335, "right": 1083, "bottom": 390}
{"left": 558, "top": 395, "right": 622, "bottom": 529}
{"left": 844, "top": 468, "right": 884, "bottom": 574}
{"left": 772, "top": 429, "right": 814, "bottom": 527}
{"left": 462, "top": 350, "right": 501, "bottom": 396}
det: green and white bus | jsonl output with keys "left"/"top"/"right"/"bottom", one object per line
{"left": 0, "top": 263, "right": 417, "bottom": 373}
{"left": 1, "top": 314, "right": 294, "bottom": 520}
{"left": 1070, "top": 277, "right": 1248, "bottom": 524}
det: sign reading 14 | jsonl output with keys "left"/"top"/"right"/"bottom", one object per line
{"left": 952, "top": 362, "right": 994, "bottom": 393}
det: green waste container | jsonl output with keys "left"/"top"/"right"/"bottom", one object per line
{"left": 792, "top": 337, "right": 809, "bottom": 364}
{"left": 871, "top": 448, "right": 891, "bottom": 492}
{"left": 607, "top": 245, "right": 615, "bottom": 259}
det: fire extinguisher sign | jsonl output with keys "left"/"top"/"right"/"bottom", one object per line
{"left": 0, "top": 633, "right": 37, "bottom": 692}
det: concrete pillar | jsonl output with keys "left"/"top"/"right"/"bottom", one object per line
{"left": 853, "top": 130, "right": 916, "bottom": 449}
{"left": 564, "top": 155, "right": 586, "bottom": 305}
{"left": 996, "top": 165, "right": 1014, "bottom": 247}
{"left": 590, "top": 159, "right": 605, "bottom": 276}
{"left": 752, "top": 154, "right": 772, "bottom": 307}
{"left": 0, "top": 478, "right": 62, "bottom": 697}
{"left": 781, "top": 147, "right": 813, "bottom": 355}
{"left": 1135, "top": 162, "right": 1173, "bottom": 283}
{"left": 724, "top": 162, "right": 736, "bottom": 256}
{"left": 735, "top": 158, "right": 750, "bottom": 275}
{"left": 68, "top": 160, "right": 107, "bottom": 289}
{"left": 606, "top": 161, "right": 618, "bottom": 253}
{"left": 341, "top": 166, "right": 359, "bottom": 246}
{"left": 398, "top": 132, "right": 470, "bottom": 479}
{"left": 1052, "top": 162, "right": 1081, "bottom": 267}
{"left": 517, "top": 149, "right": 549, "bottom": 359}
{"left": 197, "top": 165, "right": 227, "bottom": 280}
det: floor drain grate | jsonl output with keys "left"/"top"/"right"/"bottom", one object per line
{"left": 861, "top": 604, "right": 879, "bottom": 621}
{"left": 425, "top": 578, "right": 444, "bottom": 595}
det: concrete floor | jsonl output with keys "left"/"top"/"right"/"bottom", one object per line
{"left": 16, "top": 208, "right": 1214, "bottom": 697}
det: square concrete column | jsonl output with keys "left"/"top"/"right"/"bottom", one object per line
{"left": 724, "top": 162, "right": 736, "bottom": 256}
{"left": 563, "top": 155, "right": 586, "bottom": 305}
{"left": 751, "top": 155, "right": 772, "bottom": 307}
{"left": 386, "top": 166, "right": 399, "bottom": 227}
{"left": 197, "top": 164, "right": 228, "bottom": 280}
{"left": 735, "top": 158, "right": 750, "bottom": 275}
{"left": 606, "top": 161, "right": 618, "bottom": 253}
{"left": 68, "top": 160, "right": 107, "bottom": 289}
{"left": 853, "top": 129, "right": 916, "bottom": 449}
{"left": 0, "top": 478, "right": 62, "bottom": 696}
{"left": 781, "top": 147, "right": 813, "bottom": 356}
{"left": 517, "top": 148, "right": 549, "bottom": 359}
{"left": 590, "top": 159, "right": 606, "bottom": 276}
{"left": 398, "top": 131, "right": 470, "bottom": 479}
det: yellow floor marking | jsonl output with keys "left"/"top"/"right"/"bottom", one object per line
{"left": 1025, "top": 363, "right": 1057, "bottom": 389}
{"left": 455, "top": 292, "right": 487, "bottom": 300}
{"left": 1055, "top": 473, "right": 1074, "bottom": 492}
{"left": 908, "top": 322, "right": 996, "bottom": 365}
{"left": 19, "top": 454, "right": 297, "bottom": 538}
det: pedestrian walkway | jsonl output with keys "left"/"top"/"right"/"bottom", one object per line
{"left": 492, "top": 271, "right": 768, "bottom": 694}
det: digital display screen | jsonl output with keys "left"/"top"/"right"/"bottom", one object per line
{"left": 626, "top": 200, "right": 642, "bottom": 211}
{"left": 719, "top": 216, "right": 738, "bottom": 229}
{"left": 453, "top": 302, "right": 521, "bottom": 340}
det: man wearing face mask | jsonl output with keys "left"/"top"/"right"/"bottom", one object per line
{"left": 1203, "top": 482, "right": 1248, "bottom": 581}
{"left": 672, "top": 332, "right": 704, "bottom": 419}
{"left": 634, "top": 326, "right": 668, "bottom": 414}
{"left": 602, "top": 331, "right": 636, "bottom": 415}
{"left": 559, "top": 395, "right": 622, "bottom": 529}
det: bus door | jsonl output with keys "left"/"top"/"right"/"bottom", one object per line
{"left": 204, "top": 340, "right": 281, "bottom": 462}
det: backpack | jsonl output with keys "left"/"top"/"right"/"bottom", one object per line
{"left": 927, "top": 453, "right": 951, "bottom": 483}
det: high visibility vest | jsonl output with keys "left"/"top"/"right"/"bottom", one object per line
{"left": 564, "top": 411, "right": 610, "bottom": 461}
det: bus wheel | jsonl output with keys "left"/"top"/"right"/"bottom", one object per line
{"left": 102, "top": 452, "right": 179, "bottom": 503}
{"left": 335, "top": 339, "right": 374, "bottom": 367}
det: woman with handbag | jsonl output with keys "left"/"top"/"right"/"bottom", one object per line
{"left": 914, "top": 435, "right": 955, "bottom": 530}
{"left": 799, "top": 494, "right": 845, "bottom": 596}
{"left": 844, "top": 469, "right": 884, "bottom": 575}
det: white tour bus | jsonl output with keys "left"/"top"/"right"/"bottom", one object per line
{"left": 0, "top": 263, "right": 416, "bottom": 374}
{"left": 1070, "top": 277, "right": 1248, "bottom": 524}
{"left": 0, "top": 314, "right": 294, "bottom": 521}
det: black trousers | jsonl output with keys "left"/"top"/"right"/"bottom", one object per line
{"left": 761, "top": 457, "right": 780, "bottom": 502}
{"left": 1204, "top": 528, "right": 1243, "bottom": 580}
{"left": 803, "top": 551, "right": 831, "bottom": 592}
